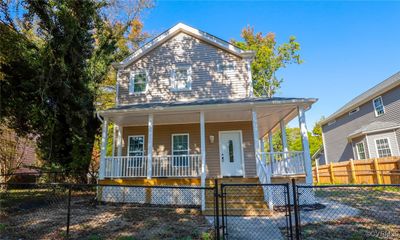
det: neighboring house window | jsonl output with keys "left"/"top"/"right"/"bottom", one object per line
{"left": 375, "top": 138, "right": 392, "bottom": 158}
{"left": 172, "top": 134, "right": 189, "bottom": 166}
{"left": 171, "top": 66, "right": 191, "bottom": 91}
{"left": 217, "top": 62, "right": 236, "bottom": 73}
{"left": 373, "top": 96, "right": 385, "bottom": 116}
{"left": 127, "top": 135, "right": 145, "bottom": 167}
{"left": 129, "top": 71, "right": 147, "bottom": 94}
{"left": 349, "top": 107, "right": 360, "bottom": 116}
{"left": 328, "top": 120, "right": 336, "bottom": 126}
{"left": 355, "top": 142, "right": 366, "bottom": 160}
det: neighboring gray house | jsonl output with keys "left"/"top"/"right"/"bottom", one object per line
{"left": 321, "top": 72, "right": 400, "bottom": 163}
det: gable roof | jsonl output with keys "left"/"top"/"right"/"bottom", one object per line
{"left": 321, "top": 71, "right": 400, "bottom": 126}
{"left": 113, "top": 23, "right": 255, "bottom": 69}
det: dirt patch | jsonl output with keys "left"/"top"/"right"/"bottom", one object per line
{"left": 1, "top": 194, "right": 214, "bottom": 240}
{"left": 300, "top": 188, "right": 400, "bottom": 240}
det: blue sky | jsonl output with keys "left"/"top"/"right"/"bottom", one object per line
{"left": 141, "top": 0, "right": 400, "bottom": 128}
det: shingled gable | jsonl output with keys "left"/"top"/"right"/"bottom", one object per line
{"left": 112, "top": 23, "right": 255, "bottom": 69}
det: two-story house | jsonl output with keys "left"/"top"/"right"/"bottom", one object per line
{"left": 97, "top": 23, "right": 316, "bottom": 213}
{"left": 321, "top": 72, "right": 400, "bottom": 163}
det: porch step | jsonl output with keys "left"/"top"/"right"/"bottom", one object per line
{"left": 204, "top": 178, "right": 270, "bottom": 216}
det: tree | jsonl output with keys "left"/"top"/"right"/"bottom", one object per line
{"left": 232, "top": 26, "right": 302, "bottom": 97}
{"left": 0, "top": 126, "right": 31, "bottom": 183}
{"left": 0, "top": 0, "right": 153, "bottom": 181}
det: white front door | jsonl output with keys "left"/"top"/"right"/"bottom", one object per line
{"left": 219, "top": 131, "right": 244, "bottom": 177}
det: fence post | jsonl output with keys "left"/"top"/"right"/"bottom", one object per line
{"left": 315, "top": 160, "right": 320, "bottom": 184}
{"left": 329, "top": 162, "right": 335, "bottom": 184}
{"left": 291, "top": 179, "right": 300, "bottom": 240}
{"left": 66, "top": 184, "right": 72, "bottom": 239}
{"left": 350, "top": 159, "right": 357, "bottom": 184}
{"left": 214, "top": 179, "right": 220, "bottom": 240}
{"left": 286, "top": 183, "right": 294, "bottom": 240}
{"left": 373, "top": 158, "right": 382, "bottom": 184}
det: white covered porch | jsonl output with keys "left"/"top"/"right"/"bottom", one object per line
{"left": 97, "top": 98, "right": 315, "bottom": 185}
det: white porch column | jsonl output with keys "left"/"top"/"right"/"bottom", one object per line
{"left": 268, "top": 131, "right": 275, "bottom": 175}
{"left": 298, "top": 106, "right": 313, "bottom": 184}
{"left": 200, "top": 111, "right": 206, "bottom": 211}
{"left": 252, "top": 109, "right": 260, "bottom": 174}
{"left": 99, "top": 118, "right": 109, "bottom": 180}
{"left": 111, "top": 124, "right": 116, "bottom": 157}
{"left": 147, "top": 114, "right": 154, "bottom": 179}
{"left": 280, "top": 120, "right": 288, "bottom": 153}
{"left": 116, "top": 125, "right": 123, "bottom": 157}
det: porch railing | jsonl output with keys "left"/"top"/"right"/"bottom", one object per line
{"left": 105, "top": 156, "right": 148, "bottom": 178}
{"left": 104, "top": 154, "right": 202, "bottom": 178}
{"left": 258, "top": 151, "right": 305, "bottom": 176}
{"left": 152, "top": 154, "right": 202, "bottom": 177}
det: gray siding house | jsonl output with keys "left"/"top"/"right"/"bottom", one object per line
{"left": 321, "top": 72, "right": 400, "bottom": 163}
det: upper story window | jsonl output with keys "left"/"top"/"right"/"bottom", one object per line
{"left": 355, "top": 142, "right": 366, "bottom": 160}
{"left": 171, "top": 66, "right": 192, "bottom": 91}
{"left": 129, "top": 71, "right": 148, "bottom": 94}
{"left": 375, "top": 138, "right": 392, "bottom": 158}
{"left": 372, "top": 96, "right": 385, "bottom": 117}
{"left": 217, "top": 62, "right": 236, "bottom": 73}
{"left": 327, "top": 120, "right": 336, "bottom": 126}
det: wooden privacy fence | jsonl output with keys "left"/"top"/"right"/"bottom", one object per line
{"left": 313, "top": 157, "right": 400, "bottom": 184}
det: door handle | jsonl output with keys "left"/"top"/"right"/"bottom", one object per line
{"left": 221, "top": 153, "right": 224, "bottom": 162}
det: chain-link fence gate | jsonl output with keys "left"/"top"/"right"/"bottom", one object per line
{"left": 219, "top": 183, "right": 293, "bottom": 240}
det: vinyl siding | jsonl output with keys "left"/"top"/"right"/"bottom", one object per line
{"left": 118, "top": 32, "right": 250, "bottom": 105}
{"left": 121, "top": 121, "right": 256, "bottom": 178}
{"left": 322, "top": 85, "right": 400, "bottom": 163}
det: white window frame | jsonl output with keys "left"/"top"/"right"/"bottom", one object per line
{"left": 217, "top": 62, "right": 237, "bottom": 73}
{"left": 171, "top": 66, "right": 192, "bottom": 91}
{"left": 372, "top": 96, "right": 385, "bottom": 117}
{"left": 171, "top": 133, "right": 190, "bottom": 167}
{"left": 129, "top": 70, "right": 148, "bottom": 94}
{"left": 127, "top": 135, "right": 145, "bottom": 167}
{"left": 349, "top": 107, "right": 360, "bottom": 116}
{"left": 355, "top": 142, "right": 366, "bottom": 160}
{"left": 374, "top": 137, "right": 392, "bottom": 158}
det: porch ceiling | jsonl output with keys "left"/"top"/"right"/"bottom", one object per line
{"left": 101, "top": 102, "right": 309, "bottom": 139}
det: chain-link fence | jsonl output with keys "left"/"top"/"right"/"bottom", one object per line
{"left": 219, "top": 183, "right": 293, "bottom": 240}
{"left": 296, "top": 184, "right": 400, "bottom": 240}
{"left": 1, "top": 181, "right": 399, "bottom": 240}
{"left": 0, "top": 183, "right": 216, "bottom": 240}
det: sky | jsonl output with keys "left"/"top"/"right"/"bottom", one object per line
{"left": 140, "top": 0, "right": 400, "bottom": 128}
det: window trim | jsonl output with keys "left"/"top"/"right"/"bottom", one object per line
{"left": 374, "top": 137, "right": 392, "bottom": 158}
{"left": 355, "top": 142, "right": 366, "bottom": 160}
{"left": 349, "top": 107, "right": 360, "bottom": 116}
{"left": 171, "top": 133, "right": 190, "bottom": 167}
{"left": 372, "top": 96, "right": 385, "bottom": 117}
{"left": 129, "top": 70, "right": 148, "bottom": 95}
{"left": 217, "top": 62, "right": 237, "bottom": 73}
{"left": 127, "top": 135, "right": 145, "bottom": 168}
{"left": 171, "top": 66, "right": 192, "bottom": 91}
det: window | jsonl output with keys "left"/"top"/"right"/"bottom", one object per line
{"left": 356, "top": 142, "right": 366, "bottom": 160}
{"left": 217, "top": 62, "right": 236, "bottom": 73}
{"left": 171, "top": 66, "right": 191, "bottom": 90}
{"left": 129, "top": 71, "right": 147, "bottom": 94}
{"left": 228, "top": 140, "right": 234, "bottom": 162}
{"left": 127, "top": 136, "right": 145, "bottom": 167}
{"left": 349, "top": 107, "right": 360, "bottom": 116}
{"left": 375, "top": 138, "right": 392, "bottom": 158}
{"left": 172, "top": 134, "right": 189, "bottom": 166}
{"left": 373, "top": 96, "right": 385, "bottom": 116}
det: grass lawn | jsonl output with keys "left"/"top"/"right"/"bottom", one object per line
{"left": 300, "top": 187, "right": 400, "bottom": 240}
{"left": 0, "top": 188, "right": 214, "bottom": 240}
